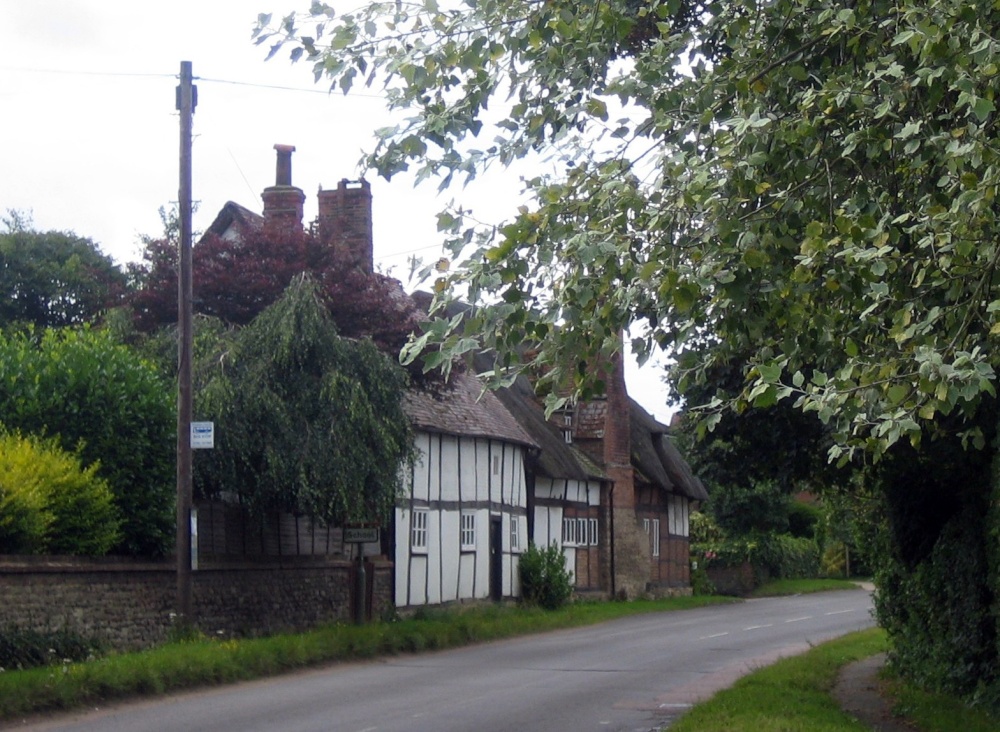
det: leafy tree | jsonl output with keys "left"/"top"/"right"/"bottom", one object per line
{"left": 0, "top": 211, "right": 126, "bottom": 329}
{"left": 194, "top": 275, "right": 414, "bottom": 526}
{"left": 261, "top": 0, "right": 1000, "bottom": 701}
{"left": 261, "top": 0, "right": 1000, "bottom": 459}
{"left": 0, "top": 328, "right": 174, "bottom": 557}
{"left": 128, "top": 221, "right": 421, "bottom": 355}
{"left": 0, "top": 432, "right": 120, "bottom": 556}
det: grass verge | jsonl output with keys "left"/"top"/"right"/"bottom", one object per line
{"left": 884, "top": 675, "right": 1000, "bottom": 732}
{"left": 670, "top": 628, "right": 889, "bottom": 732}
{"left": 669, "top": 627, "right": 1000, "bottom": 732}
{"left": 751, "top": 578, "right": 867, "bottom": 597}
{"left": 0, "top": 595, "right": 734, "bottom": 722}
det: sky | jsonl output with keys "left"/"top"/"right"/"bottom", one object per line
{"left": 0, "top": 0, "right": 676, "bottom": 422}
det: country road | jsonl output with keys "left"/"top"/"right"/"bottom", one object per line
{"left": 13, "top": 589, "right": 874, "bottom": 732}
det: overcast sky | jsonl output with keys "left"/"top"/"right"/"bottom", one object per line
{"left": 0, "top": 0, "right": 676, "bottom": 422}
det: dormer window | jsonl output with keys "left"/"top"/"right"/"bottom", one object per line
{"left": 558, "top": 408, "right": 574, "bottom": 444}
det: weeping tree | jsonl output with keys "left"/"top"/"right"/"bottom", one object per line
{"left": 194, "top": 275, "right": 414, "bottom": 525}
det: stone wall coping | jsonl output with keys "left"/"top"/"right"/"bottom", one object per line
{"left": 0, "top": 555, "right": 393, "bottom": 574}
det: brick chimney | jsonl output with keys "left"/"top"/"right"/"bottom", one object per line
{"left": 602, "top": 343, "right": 652, "bottom": 598}
{"left": 261, "top": 144, "right": 306, "bottom": 230}
{"left": 317, "top": 179, "right": 373, "bottom": 274}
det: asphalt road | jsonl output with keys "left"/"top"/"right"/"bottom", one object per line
{"left": 15, "top": 589, "right": 874, "bottom": 732}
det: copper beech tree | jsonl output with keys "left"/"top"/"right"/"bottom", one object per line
{"left": 128, "top": 221, "right": 421, "bottom": 354}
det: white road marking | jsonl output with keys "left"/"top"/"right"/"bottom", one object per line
{"left": 825, "top": 609, "right": 853, "bottom": 616}
{"left": 659, "top": 703, "right": 693, "bottom": 709}
{"left": 744, "top": 624, "right": 773, "bottom": 630}
{"left": 784, "top": 616, "right": 812, "bottom": 623}
{"left": 699, "top": 631, "right": 730, "bottom": 639}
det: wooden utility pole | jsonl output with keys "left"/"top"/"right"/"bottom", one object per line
{"left": 176, "top": 60, "right": 196, "bottom": 623}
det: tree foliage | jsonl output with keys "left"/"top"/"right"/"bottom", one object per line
{"left": 128, "top": 221, "right": 421, "bottom": 355}
{"left": 260, "top": 0, "right": 1000, "bottom": 460}
{"left": 0, "top": 212, "right": 126, "bottom": 329}
{"left": 0, "top": 432, "right": 120, "bottom": 556}
{"left": 194, "top": 275, "right": 414, "bottom": 526}
{"left": 0, "top": 328, "right": 174, "bottom": 557}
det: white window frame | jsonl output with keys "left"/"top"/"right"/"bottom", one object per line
{"left": 562, "top": 516, "right": 579, "bottom": 546}
{"left": 643, "top": 517, "right": 661, "bottom": 557}
{"left": 411, "top": 509, "right": 428, "bottom": 553}
{"left": 561, "top": 410, "right": 573, "bottom": 444}
{"left": 588, "top": 517, "right": 599, "bottom": 546}
{"left": 461, "top": 511, "right": 476, "bottom": 551}
{"left": 510, "top": 516, "right": 520, "bottom": 551}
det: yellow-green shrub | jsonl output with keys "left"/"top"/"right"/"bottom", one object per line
{"left": 0, "top": 433, "right": 120, "bottom": 555}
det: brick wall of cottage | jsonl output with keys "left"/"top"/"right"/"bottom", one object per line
{"left": 0, "top": 556, "right": 392, "bottom": 650}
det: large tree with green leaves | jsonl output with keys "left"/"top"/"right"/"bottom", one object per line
{"left": 0, "top": 212, "right": 126, "bottom": 329}
{"left": 0, "top": 327, "right": 174, "bottom": 557}
{"left": 194, "top": 275, "right": 414, "bottom": 525}
{"left": 260, "top": 0, "right": 1000, "bottom": 458}
{"left": 262, "top": 0, "right": 1000, "bottom": 702}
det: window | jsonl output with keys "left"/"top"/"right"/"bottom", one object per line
{"left": 561, "top": 410, "right": 574, "bottom": 444}
{"left": 492, "top": 454, "right": 501, "bottom": 476}
{"left": 643, "top": 518, "right": 661, "bottom": 557}
{"left": 461, "top": 511, "right": 476, "bottom": 550}
{"left": 562, "top": 517, "right": 579, "bottom": 546}
{"left": 510, "top": 516, "right": 520, "bottom": 551}
{"left": 588, "top": 517, "right": 599, "bottom": 546}
{"left": 411, "top": 510, "right": 428, "bottom": 552}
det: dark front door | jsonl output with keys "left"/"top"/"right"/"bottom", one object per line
{"left": 490, "top": 516, "right": 503, "bottom": 601}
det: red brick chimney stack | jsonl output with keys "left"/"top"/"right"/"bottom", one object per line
{"left": 317, "top": 179, "right": 373, "bottom": 274}
{"left": 602, "top": 340, "right": 651, "bottom": 598}
{"left": 262, "top": 144, "right": 306, "bottom": 230}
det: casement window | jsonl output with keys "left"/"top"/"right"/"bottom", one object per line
{"left": 561, "top": 410, "right": 574, "bottom": 444}
{"left": 461, "top": 511, "right": 476, "bottom": 551}
{"left": 411, "top": 509, "right": 428, "bottom": 552}
{"left": 643, "top": 518, "right": 661, "bottom": 557}
{"left": 510, "top": 516, "right": 520, "bottom": 551}
{"left": 562, "top": 517, "right": 579, "bottom": 546}
{"left": 563, "top": 516, "right": 598, "bottom": 547}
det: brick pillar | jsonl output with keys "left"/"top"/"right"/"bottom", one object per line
{"left": 262, "top": 144, "right": 305, "bottom": 231}
{"left": 603, "top": 344, "right": 651, "bottom": 598}
{"left": 317, "top": 179, "right": 373, "bottom": 273}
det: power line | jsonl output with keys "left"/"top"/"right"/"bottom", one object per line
{"left": 199, "top": 75, "right": 385, "bottom": 99}
{"left": 0, "top": 64, "right": 386, "bottom": 99}
{"left": 0, "top": 65, "right": 175, "bottom": 79}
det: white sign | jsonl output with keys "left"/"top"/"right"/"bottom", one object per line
{"left": 191, "top": 421, "right": 214, "bottom": 449}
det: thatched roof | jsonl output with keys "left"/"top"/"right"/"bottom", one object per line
{"left": 630, "top": 401, "right": 708, "bottom": 501}
{"left": 493, "top": 374, "right": 606, "bottom": 482}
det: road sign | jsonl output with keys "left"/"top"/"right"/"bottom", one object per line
{"left": 344, "top": 526, "right": 380, "bottom": 543}
{"left": 191, "top": 421, "right": 214, "bottom": 449}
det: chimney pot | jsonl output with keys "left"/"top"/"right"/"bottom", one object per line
{"left": 262, "top": 144, "right": 305, "bottom": 230}
{"left": 274, "top": 143, "right": 296, "bottom": 186}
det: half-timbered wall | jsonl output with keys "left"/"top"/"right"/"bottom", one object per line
{"left": 637, "top": 485, "right": 693, "bottom": 588}
{"left": 394, "top": 432, "right": 528, "bottom": 608}
{"left": 533, "top": 477, "right": 604, "bottom": 590}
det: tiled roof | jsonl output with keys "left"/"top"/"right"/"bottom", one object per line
{"left": 403, "top": 371, "right": 538, "bottom": 448}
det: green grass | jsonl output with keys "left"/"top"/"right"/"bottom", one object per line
{"left": 751, "top": 578, "right": 867, "bottom": 597}
{"left": 670, "top": 628, "right": 889, "bottom": 732}
{"left": 885, "top": 675, "right": 1000, "bottom": 732}
{"left": 669, "top": 627, "right": 1000, "bottom": 732}
{"left": 0, "top": 594, "right": 734, "bottom": 721}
